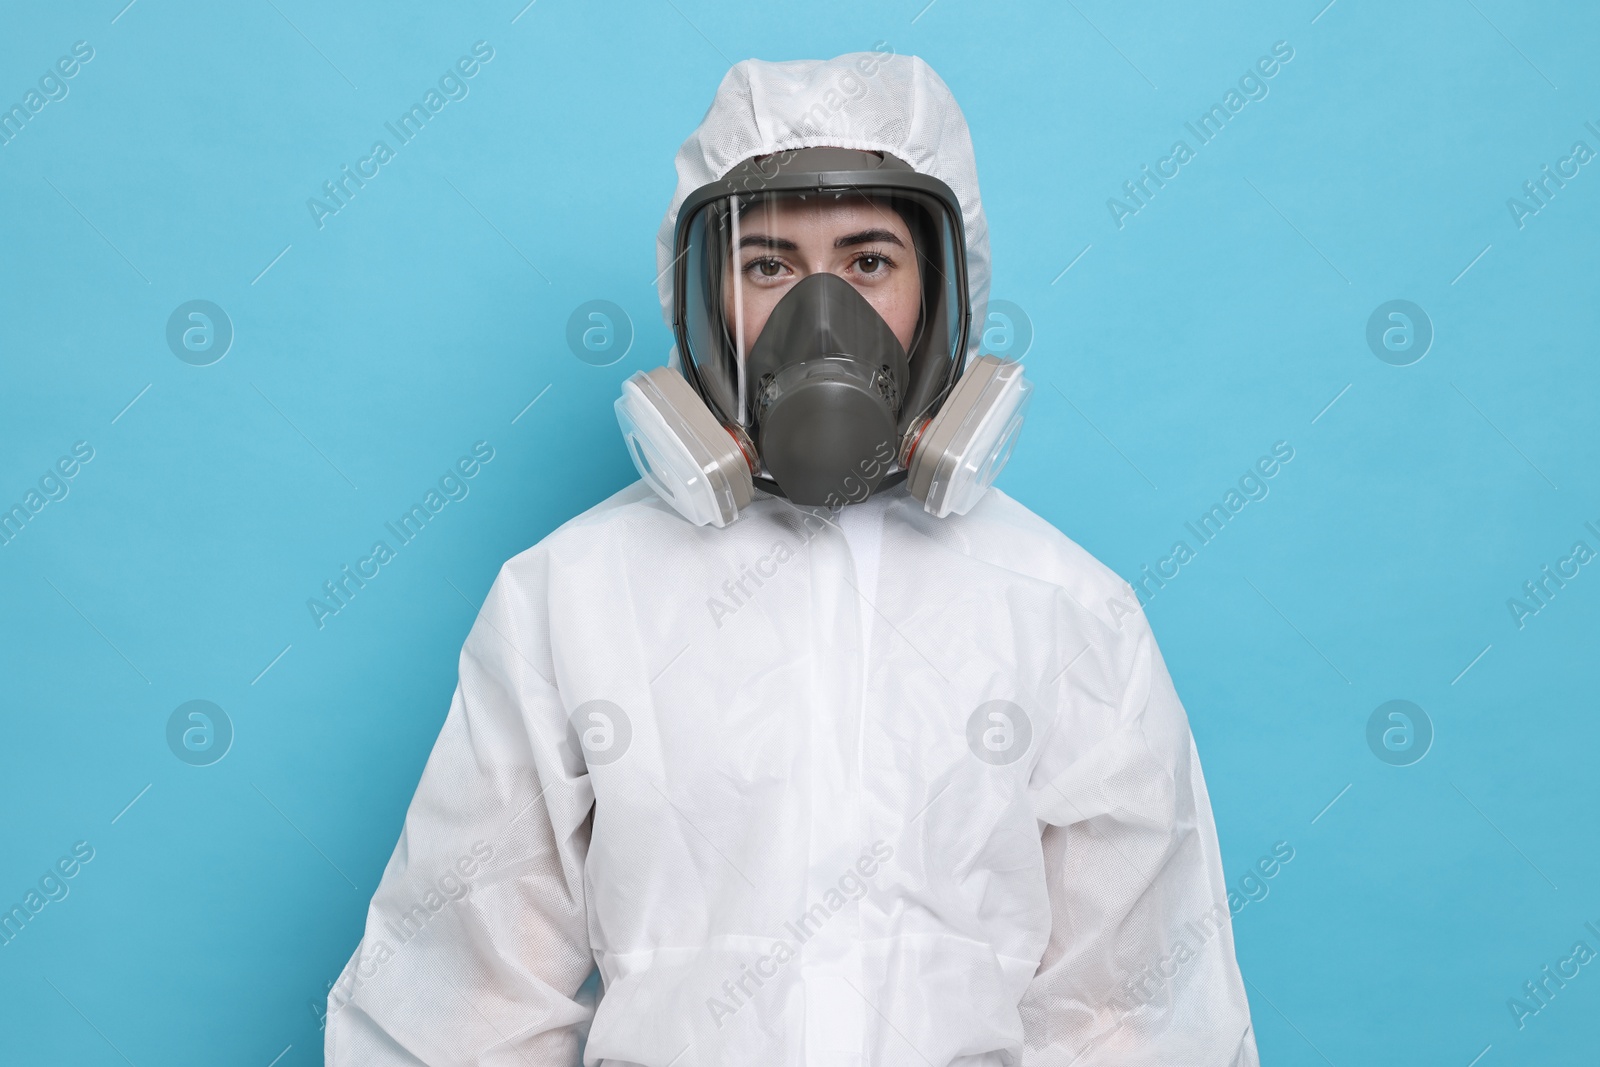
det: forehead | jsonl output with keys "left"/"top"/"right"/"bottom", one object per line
{"left": 734, "top": 194, "right": 910, "bottom": 236}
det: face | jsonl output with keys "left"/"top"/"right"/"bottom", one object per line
{"left": 723, "top": 194, "right": 922, "bottom": 356}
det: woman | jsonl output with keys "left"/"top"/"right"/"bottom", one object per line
{"left": 327, "top": 52, "right": 1259, "bottom": 1066}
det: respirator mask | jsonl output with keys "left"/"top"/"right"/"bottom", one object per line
{"left": 616, "top": 147, "right": 1031, "bottom": 527}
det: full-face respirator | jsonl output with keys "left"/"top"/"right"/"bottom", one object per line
{"left": 615, "top": 147, "right": 1031, "bottom": 527}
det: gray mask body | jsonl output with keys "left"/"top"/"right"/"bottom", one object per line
{"left": 744, "top": 273, "right": 910, "bottom": 506}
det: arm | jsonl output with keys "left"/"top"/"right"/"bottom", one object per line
{"left": 1019, "top": 598, "right": 1258, "bottom": 1067}
{"left": 326, "top": 559, "right": 597, "bottom": 1066}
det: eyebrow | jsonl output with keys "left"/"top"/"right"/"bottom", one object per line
{"left": 834, "top": 228, "right": 905, "bottom": 249}
{"left": 737, "top": 235, "right": 798, "bottom": 251}
{"left": 735, "top": 229, "right": 906, "bottom": 252}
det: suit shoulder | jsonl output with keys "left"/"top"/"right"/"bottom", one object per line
{"left": 961, "top": 488, "right": 1142, "bottom": 633}
{"left": 497, "top": 480, "right": 665, "bottom": 581}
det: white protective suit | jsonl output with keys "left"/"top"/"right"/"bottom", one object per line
{"left": 326, "top": 53, "right": 1260, "bottom": 1067}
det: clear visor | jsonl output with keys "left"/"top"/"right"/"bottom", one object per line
{"left": 677, "top": 185, "right": 966, "bottom": 437}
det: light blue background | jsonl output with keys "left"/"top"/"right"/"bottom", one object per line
{"left": 3, "top": 1, "right": 1597, "bottom": 1064}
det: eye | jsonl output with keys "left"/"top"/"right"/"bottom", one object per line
{"left": 744, "top": 257, "right": 787, "bottom": 279}
{"left": 854, "top": 252, "right": 893, "bottom": 276}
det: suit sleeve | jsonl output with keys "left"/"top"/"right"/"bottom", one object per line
{"left": 325, "top": 560, "right": 598, "bottom": 1066}
{"left": 1018, "top": 592, "right": 1259, "bottom": 1067}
